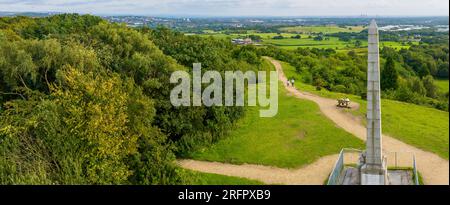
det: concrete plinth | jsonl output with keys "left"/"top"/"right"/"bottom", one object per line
{"left": 340, "top": 167, "right": 413, "bottom": 185}
{"left": 360, "top": 166, "right": 387, "bottom": 185}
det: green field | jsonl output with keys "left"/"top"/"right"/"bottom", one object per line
{"left": 189, "top": 59, "right": 364, "bottom": 168}
{"left": 380, "top": 41, "right": 420, "bottom": 50}
{"left": 193, "top": 30, "right": 414, "bottom": 51}
{"left": 435, "top": 79, "right": 449, "bottom": 93}
{"left": 279, "top": 25, "right": 365, "bottom": 34}
{"left": 188, "top": 170, "right": 264, "bottom": 185}
{"left": 264, "top": 38, "right": 412, "bottom": 51}
{"left": 263, "top": 36, "right": 348, "bottom": 50}
{"left": 193, "top": 31, "right": 300, "bottom": 39}
{"left": 281, "top": 61, "right": 450, "bottom": 159}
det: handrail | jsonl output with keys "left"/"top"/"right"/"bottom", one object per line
{"left": 341, "top": 148, "right": 363, "bottom": 154}
{"left": 327, "top": 148, "right": 363, "bottom": 185}
{"left": 413, "top": 155, "right": 419, "bottom": 185}
{"left": 327, "top": 149, "right": 345, "bottom": 185}
{"left": 327, "top": 149, "right": 419, "bottom": 185}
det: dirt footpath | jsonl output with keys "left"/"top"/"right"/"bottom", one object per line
{"left": 177, "top": 58, "right": 448, "bottom": 185}
{"left": 266, "top": 57, "right": 448, "bottom": 185}
{"left": 178, "top": 154, "right": 339, "bottom": 185}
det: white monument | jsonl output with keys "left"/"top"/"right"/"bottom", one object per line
{"left": 360, "top": 19, "right": 388, "bottom": 185}
{"left": 327, "top": 20, "right": 417, "bottom": 185}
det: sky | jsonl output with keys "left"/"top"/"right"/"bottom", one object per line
{"left": 0, "top": 0, "right": 449, "bottom": 17}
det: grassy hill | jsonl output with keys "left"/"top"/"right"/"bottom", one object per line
{"left": 281, "top": 61, "right": 450, "bottom": 159}
{"left": 188, "top": 59, "right": 364, "bottom": 168}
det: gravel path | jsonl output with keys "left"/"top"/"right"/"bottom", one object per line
{"left": 178, "top": 57, "right": 449, "bottom": 185}
{"left": 178, "top": 154, "right": 339, "bottom": 185}
{"left": 267, "top": 57, "right": 448, "bottom": 185}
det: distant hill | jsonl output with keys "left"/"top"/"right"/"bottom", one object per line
{"left": 0, "top": 11, "right": 60, "bottom": 17}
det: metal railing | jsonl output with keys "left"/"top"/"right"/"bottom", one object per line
{"left": 327, "top": 149, "right": 344, "bottom": 185}
{"left": 413, "top": 155, "right": 419, "bottom": 185}
{"left": 327, "top": 148, "right": 362, "bottom": 185}
{"left": 327, "top": 149, "right": 420, "bottom": 185}
{"left": 383, "top": 151, "right": 420, "bottom": 185}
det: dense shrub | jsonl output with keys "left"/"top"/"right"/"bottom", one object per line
{"left": 0, "top": 14, "right": 261, "bottom": 184}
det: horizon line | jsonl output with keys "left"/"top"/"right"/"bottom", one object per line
{"left": 0, "top": 11, "right": 449, "bottom": 18}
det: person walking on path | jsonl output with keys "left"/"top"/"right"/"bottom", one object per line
{"left": 291, "top": 79, "right": 295, "bottom": 87}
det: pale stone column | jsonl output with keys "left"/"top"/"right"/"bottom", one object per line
{"left": 361, "top": 19, "right": 387, "bottom": 185}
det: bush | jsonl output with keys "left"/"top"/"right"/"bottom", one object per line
{"left": 332, "top": 84, "right": 347, "bottom": 93}
{"left": 360, "top": 92, "right": 367, "bottom": 100}
{"left": 272, "top": 35, "right": 284, "bottom": 39}
{"left": 302, "top": 73, "right": 313, "bottom": 84}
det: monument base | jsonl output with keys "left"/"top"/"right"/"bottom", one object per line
{"left": 361, "top": 173, "right": 386, "bottom": 185}
{"left": 327, "top": 149, "right": 418, "bottom": 185}
{"left": 360, "top": 165, "right": 388, "bottom": 185}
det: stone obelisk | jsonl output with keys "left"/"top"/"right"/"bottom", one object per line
{"left": 360, "top": 19, "right": 387, "bottom": 185}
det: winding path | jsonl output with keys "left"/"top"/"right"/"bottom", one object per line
{"left": 178, "top": 57, "right": 449, "bottom": 185}
{"left": 179, "top": 155, "right": 339, "bottom": 185}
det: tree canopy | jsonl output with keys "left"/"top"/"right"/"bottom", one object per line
{"left": 381, "top": 56, "right": 399, "bottom": 91}
{"left": 0, "top": 14, "right": 263, "bottom": 184}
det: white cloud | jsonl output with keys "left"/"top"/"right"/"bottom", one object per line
{"left": 0, "top": 0, "right": 448, "bottom": 16}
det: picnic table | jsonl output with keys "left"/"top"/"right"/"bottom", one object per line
{"left": 337, "top": 98, "right": 351, "bottom": 108}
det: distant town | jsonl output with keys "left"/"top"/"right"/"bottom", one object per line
{"left": 1, "top": 12, "right": 448, "bottom": 33}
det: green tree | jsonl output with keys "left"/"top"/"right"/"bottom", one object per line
{"left": 381, "top": 57, "right": 399, "bottom": 91}
{"left": 313, "top": 36, "right": 323, "bottom": 41}
{"left": 248, "top": 35, "right": 262, "bottom": 42}
{"left": 409, "top": 77, "right": 426, "bottom": 96}
{"left": 422, "top": 75, "right": 437, "bottom": 98}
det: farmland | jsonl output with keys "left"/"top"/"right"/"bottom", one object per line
{"left": 279, "top": 25, "right": 365, "bottom": 33}
{"left": 192, "top": 25, "right": 417, "bottom": 51}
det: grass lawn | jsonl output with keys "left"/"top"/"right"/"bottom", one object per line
{"left": 187, "top": 170, "right": 264, "bottom": 185}
{"left": 281, "top": 61, "right": 450, "bottom": 159}
{"left": 435, "top": 79, "right": 449, "bottom": 93}
{"left": 188, "top": 59, "right": 364, "bottom": 168}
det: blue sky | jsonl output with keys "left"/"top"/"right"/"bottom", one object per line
{"left": 0, "top": 0, "right": 448, "bottom": 16}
